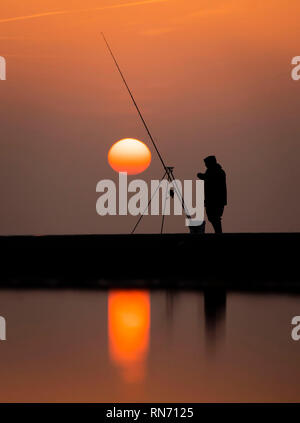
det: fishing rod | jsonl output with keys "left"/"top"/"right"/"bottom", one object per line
{"left": 101, "top": 33, "right": 191, "bottom": 229}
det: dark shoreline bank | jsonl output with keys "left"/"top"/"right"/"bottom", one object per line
{"left": 0, "top": 233, "right": 299, "bottom": 288}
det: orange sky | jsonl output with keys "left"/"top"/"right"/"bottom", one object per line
{"left": 1, "top": 0, "right": 300, "bottom": 234}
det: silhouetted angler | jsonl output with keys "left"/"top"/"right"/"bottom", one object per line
{"left": 197, "top": 156, "right": 227, "bottom": 233}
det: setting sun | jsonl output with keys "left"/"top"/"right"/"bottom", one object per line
{"left": 108, "top": 138, "right": 151, "bottom": 175}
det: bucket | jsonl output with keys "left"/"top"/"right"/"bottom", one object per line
{"left": 188, "top": 220, "right": 206, "bottom": 234}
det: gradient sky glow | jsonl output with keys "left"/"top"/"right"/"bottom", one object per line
{"left": 1, "top": 0, "right": 300, "bottom": 234}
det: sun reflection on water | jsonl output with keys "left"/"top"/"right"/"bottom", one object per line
{"left": 108, "top": 290, "right": 150, "bottom": 383}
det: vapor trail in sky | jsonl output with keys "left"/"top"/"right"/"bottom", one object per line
{"left": 0, "top": 0, "right": 169, "bottom": 24}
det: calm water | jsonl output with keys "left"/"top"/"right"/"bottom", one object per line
{"left": 0, "top": 289, "right": 300, "bottom": 402}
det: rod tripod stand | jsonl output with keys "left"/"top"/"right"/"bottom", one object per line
{"left": 102, "top": 33, "right": 192, "bottom": 233}
{"left": 131, "top": 166, "right": 189, "bottom": 234}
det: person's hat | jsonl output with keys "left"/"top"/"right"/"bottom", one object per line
{"left": 204, "top": 155, "right": 217, "bottom": 165}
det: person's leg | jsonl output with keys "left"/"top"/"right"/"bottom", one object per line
{"left": 213, "top": 205, "right": 225, "bottom": 233}
{"left": 212, "top": 218, "right": 222, "bottom": 234}
{"left": 206, "top": 206, "right": 224, "bottom": 234}
{"left": 206, "top": 207, "right": 216, "bottom": 233}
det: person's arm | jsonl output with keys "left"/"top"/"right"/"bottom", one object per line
{"left": 197, "top": 172, "right": 206, "bottom": 180}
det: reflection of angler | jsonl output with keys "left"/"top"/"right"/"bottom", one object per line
{"left": 101, "top": 33, "right": 203, "bottom": 234}
{"left": 204, "top": 289, "right": 226, "bottom": 351}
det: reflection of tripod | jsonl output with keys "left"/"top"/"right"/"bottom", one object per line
{"left": 131, "top": 166, "right": 190, "bottom": 234}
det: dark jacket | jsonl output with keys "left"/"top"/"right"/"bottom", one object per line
{"left": 198, "top": 164, "right": 227, "bottom": 207}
